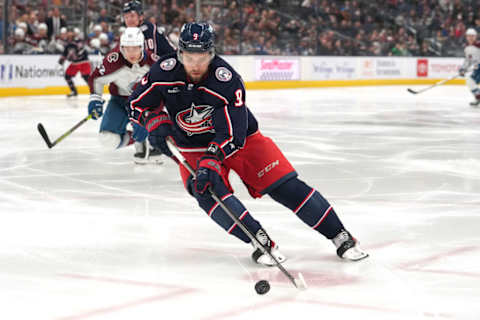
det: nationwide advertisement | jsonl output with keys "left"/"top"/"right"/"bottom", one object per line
{"left": 0, "top": 55, "right": 103, "bottom": 88}
{"left": 255, "top": 58, "right": 300, "bottom": 81}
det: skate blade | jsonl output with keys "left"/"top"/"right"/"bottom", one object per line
{"left": 342, "top": 245, "right": 369, "bottom": 261}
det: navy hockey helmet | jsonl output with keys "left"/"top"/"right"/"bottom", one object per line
{"left": 178, "top": 22, "right": 215, "bottom": 54}
{"left": 123, "top": 0, "right": 143, "bottom": 15}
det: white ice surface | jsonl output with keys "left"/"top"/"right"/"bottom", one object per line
{"left": 1, "top": 86, "right": 479, "bottom": 320}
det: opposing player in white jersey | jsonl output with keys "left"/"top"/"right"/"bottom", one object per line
{"left": 459, "top": 28, "right": 480, "bottom": 106}
{"left": 87, "top": 27, "right": 162, "bottom": 164}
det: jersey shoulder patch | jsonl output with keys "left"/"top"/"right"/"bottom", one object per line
{"left": 215, "top": 67, "right": 232, "bottom": 82}
{"left": 140, "top": 24, "right": 148, "bottom": 32}
{"left": 106, "top": 51, "right": 119, "bottom": 63}
{"left": 160, "top": 57, "right": 176, "bottom": 71}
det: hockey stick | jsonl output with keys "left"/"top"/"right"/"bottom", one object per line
{"left": 166, "top": 137, "right": 307, "bottom": 290}
{"left": 37, "top": 113, "right": 94, "bottom": 149}
{"left": 407, "top": 74, "right": 459, "bottom": 95}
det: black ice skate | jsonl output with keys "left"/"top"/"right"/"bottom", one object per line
{"left": 470, "top": 94, "right": 480, "bottom": 107}
{"left": 470, "top": 100, "right": 480, "bottom": 107}
{"left": 134, "top": 141, "right": 164, "bottom": 165}
{"left": 251, "top": 229, "right": 286, "bottom": 267}
{"left": 66, "top": 91, "right": 78, "bottom": 98}
{"left": 333, "top": 229, "right": 369, "bottom": 261}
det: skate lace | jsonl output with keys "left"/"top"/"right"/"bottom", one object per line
{"left": 255, "top": 229, "right": 272, "bottom": 248}
{"left": 333, "top": 230, "right": 350, "bottom": 249}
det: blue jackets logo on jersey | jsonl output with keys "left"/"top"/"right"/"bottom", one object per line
{"left": 176, "top": 103, "right": 215, "bottom": 136}
{"left": 160, "top": 58, "right": 176, "bottom": 71}
{"left": 215, "top": 67, "right": 232, "bottom": 82}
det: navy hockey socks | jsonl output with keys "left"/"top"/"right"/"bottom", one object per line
{"left": 196, "top": 192, "right": 262, "bottom": 243}
{"left": 65, "top": 75, "right": 77, "bottom": 94}
{"left": 269, "top": 177, "right": 344, "bottom": 239}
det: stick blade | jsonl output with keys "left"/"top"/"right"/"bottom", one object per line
{"left": 407, "top": 88, "right": 418, "bottom": 94}
{"left": 294, "top": 272, "right": 308, "bottom": 290}
{"left": 37, "top": 123, "right": 53, "bottom": 148}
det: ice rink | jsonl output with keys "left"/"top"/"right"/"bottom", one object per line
{"left": 1, "top": 85, "right": 479, "bottom": 320}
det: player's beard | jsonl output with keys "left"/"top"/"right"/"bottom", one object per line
{"left": 187, "top": 68, "right": 207, "bottom": 83}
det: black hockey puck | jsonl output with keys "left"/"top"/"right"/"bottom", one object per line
{"left": 254, "top": 280, "right": 270, "bottom": 295}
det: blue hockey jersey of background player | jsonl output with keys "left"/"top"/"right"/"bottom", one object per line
{"left": 140, "top": 21, "right": 175, "bottom": 58}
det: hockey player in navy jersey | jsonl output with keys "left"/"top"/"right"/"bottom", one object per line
{"left": 128, "top": 22, "right": 368, "bottom": 265}
{"left": 122, "top": 0, "right": 175, "bottom": 58}
{"left": 58, "top": 30, "right": 90, "bottom": 98}
{"left": 88, "top": 27, "right": 162, "bottom": 164}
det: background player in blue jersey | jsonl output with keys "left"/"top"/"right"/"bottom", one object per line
{"left": 128, "top": 22, "right": 368, "bottom": 266}
{"left": 58, "top": 30, "right": 90, "bottom": 98}
{"left": 122, "top": 0, "right": 175, "bottom": 58}
{"left": 122, "top": 0, "right": 176, "bottom": 160}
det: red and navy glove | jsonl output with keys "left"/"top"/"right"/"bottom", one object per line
{"left": 143, "top": 111, "right": 173, "bottom": 157}
{"left": 194, "top": 154, "right": 224, "bottom": 195}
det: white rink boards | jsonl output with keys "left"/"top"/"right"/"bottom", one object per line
{"left": 0, "top": 86, "right": 479, "bottom": 320}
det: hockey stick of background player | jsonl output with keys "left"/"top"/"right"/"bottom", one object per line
{"left": 166, "top": 137, "right": 307, "bottom": 290}
{"left": 37, "top": 113, "right": 94, "bottom": 149}
{"left": 407, "top": 73, "right": 459, "bottom": 95}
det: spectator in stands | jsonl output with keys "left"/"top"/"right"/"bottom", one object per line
{"left": 46, "top": 7, "right": 66, "bottom": 40}
{"left": 12, "top": 28, "right": 33, "bottom": 54}
{"left": 390, "top": 41, "right": 410, "bottom": 56}
{"left": 88, "top": 37, "right": 101, "bottom": 55}
{"left": 47, "top": 26, "right": 68, "bottom": 54}
{"left": 88, "top": 25, "right": 103, "bottom": 41}
{"left": 32, "top": 23, "right": 49, "bottom": 53}
{"left": 97, "top": 8, "right": 115, "bottom": 24}
{"left": 98, "top": 33, "right": 111, "bottom": 55}
{"left": 3, "top": 0, "right": 480, "bottom": 57}
{"left": 99, "top": 21, "right": 114, "bottom": 42}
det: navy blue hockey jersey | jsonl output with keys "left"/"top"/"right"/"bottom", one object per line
{"left": 140, "top": 21, "right": 175, "bottom": 57}
{"left": 59, "top": 40, "right": 88, "bottom": 63}
{"left": 128, "top": 53, "right": 259, "bottom": 160}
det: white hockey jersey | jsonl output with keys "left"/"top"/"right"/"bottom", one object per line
{"left": 462, "top": 42, "right": 480, "bottom": 69}
{"left": 88, "top": 48, "right": 158, "bottom": 98}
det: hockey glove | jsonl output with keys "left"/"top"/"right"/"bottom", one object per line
{"left": 194, "top": 155, "right": 223, "bottom": 195}
{"left": 132, "top": 122, "right": 148, "bottom": 142}
{"left": 143, "top": 111, "right": 173, "bottom": 157}
{"left": 88, "top": 94, "right": 104, "bottom": 120}
{"left": 459, "top": 68, "right": 467, "bottom": 77}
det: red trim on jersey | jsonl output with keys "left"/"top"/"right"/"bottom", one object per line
{"left": 294, "top": 189, "right": 315, "bottom": 214}
{"left": 219, "top": 105, "right": 234, "bottom": 148}
{"left": 198, "top": 86, "right": 229, "bottom": 105}
{"left": 313, "top": 206, "right": 332, "bottom": 229}
{"left": 227, "top": 210, "right": 248, "bottom": 233}
{"left": 130, "top": 81, "right": 185, "bottom": 114}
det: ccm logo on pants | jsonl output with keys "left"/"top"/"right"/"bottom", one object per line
{"left": 258, "top": 160, "right": 280, "bottom": 178}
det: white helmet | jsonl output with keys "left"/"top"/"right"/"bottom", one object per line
{"left": 466, "top": 28, "right": 477, "bottom": 36}
{"left": 120, "top": 27, "right": 144, "bottom": 48}
{"left": 120, "top": 27, "right": 144, "bottom": 63}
